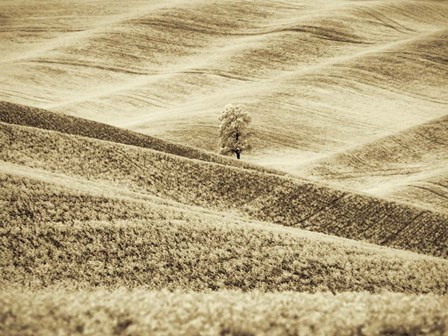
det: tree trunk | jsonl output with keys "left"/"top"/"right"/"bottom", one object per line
{"left": 236, "top": 132, "right": 240, "bottom": 159}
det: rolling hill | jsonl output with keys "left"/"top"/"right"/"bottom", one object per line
{"left": 1, "top": 106, "right": 447, "bottom": 258}
{"left": 1, "top": 105, "right": 448, "bottom": 334}
{"left": 300, "top": 114, "right": 448, "bottom": 214}
{"left": 0, "top": 100, "right": 280, "bottom": 175}
{"left": 1, "top": 0, "right": 448, "bottom": 334}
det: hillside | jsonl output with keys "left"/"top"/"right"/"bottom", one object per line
{"left": 4, "top": 170, "right": 448, "bottom": 293}
{"left": 2, "top": 109, "right": 448, "bottom": 335}
{"left": 0, "top": 100, "right": 280, "bottom": 175}
{"left": 1, "top": 119, "right": 447, "bottom": 259}
{"left": 1, "top": 0, "right": 447, "bottom": 172}
{"left": 388, "top": 172, "right": 448, "bottom": 215}
{"left": 300, "top": 114, "right": 448, "bottom": 214}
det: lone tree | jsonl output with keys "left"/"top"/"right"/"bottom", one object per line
{"left": 218, "top": 104, "right": 252, "bottom": 159}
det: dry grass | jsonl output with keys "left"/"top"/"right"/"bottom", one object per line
{"left": 2, "top": 171, "right": 448, "bottom": 293}
{"left": 2, "top": 118, "right": 447, "bottom": 334}
{"left": 1, "top": 288, "right": 447, "bottom": 336}
{"left": 2, "top": 121, "right": 447, "bottom": 258}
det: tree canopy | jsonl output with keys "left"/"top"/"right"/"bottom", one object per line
{"left": 218, "top": 104, "right": 252, "bottom": 159}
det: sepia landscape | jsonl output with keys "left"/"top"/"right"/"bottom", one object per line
{"left": 1, "top": 0, "right": 447, "bottom": 335}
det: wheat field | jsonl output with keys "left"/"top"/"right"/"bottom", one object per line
{"left": 1, "top": 0, "right": 448, "bottom": 335}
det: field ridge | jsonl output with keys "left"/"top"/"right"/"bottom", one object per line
{"left": 1, "top": 289, "right": 447, "bottom": 336}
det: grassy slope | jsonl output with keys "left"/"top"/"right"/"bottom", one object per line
{"left": 1, "top": 172, "right": 448, "bottom": 293}
{"left": 301, "top": 114, "right": 448, "bottom": 213}
{"left": 1, "top": 121, "right": 447, "bottom": 259}
{"left": 1, "top": 289, "right": 447, "bottom": 336}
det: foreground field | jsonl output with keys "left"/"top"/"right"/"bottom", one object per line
{"left": 1, "top": 289, "right": 447, "bottom": 336}
{"left": 3, "top": 172, "right": 448, "bottom": 293}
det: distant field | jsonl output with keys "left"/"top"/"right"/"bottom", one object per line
{"left": 301, "top": 115, "right": 448, "bottom": 214}
{"left": 0, "top": 0, "right": 447, "bottom": 170}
